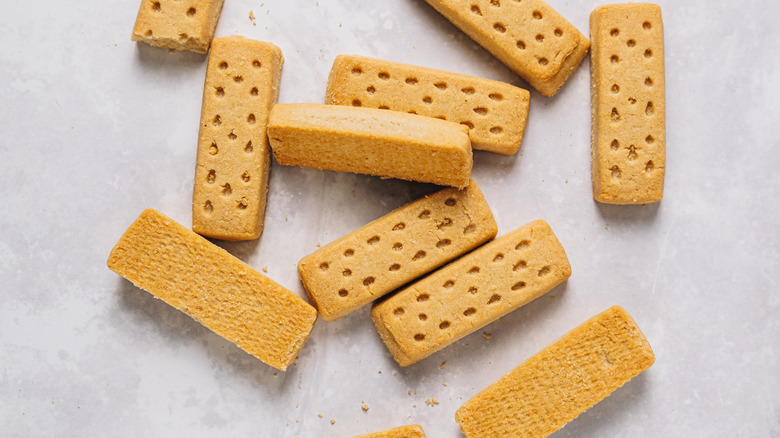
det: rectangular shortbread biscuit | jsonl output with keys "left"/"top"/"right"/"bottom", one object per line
{"left": 455, "top": 306, "right": 655, "bottom": 437}
{"left": 192, "top": 37, "right": 283, "bottom": 241}
{"left": 131, "top": 0, "right": 225, "bottom": 53}
{"left": 267, "top": 104, "right": 473, "bottom": 188}
{"left": 350, "top": 425, "right": 427, "bottom": 438}
{"left": 590, "top": 4, "right": 665, "bottom": 204}
{"left": 299, "top": 180, "right": 497, "bottom": 321}
{"left": 422, "top": 0, "right": 589, "bottom": 96}
{"left": 325, "top": 55, "right": 530, "bottom": 155}
{"left": 372, "top": 220, "right": 571, "bottom": 367}
{"left": 107, "top": 209, "right": 318, "bottom": 371}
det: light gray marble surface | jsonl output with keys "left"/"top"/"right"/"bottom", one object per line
{"left": 1, "top": 0, "right": 778, "bottom": 436}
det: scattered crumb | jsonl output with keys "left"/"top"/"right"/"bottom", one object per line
{"left": 249, "top": 10, "right": 255, "bottom": 20}
{"left": 339, "top": 23, "right": 342, "bottom": 27}
{"left": 318, "top": 413, "right": 323, "bottom": 418}
{"left": 440, "top": 362, "right": 446, "bottom": 369}
{"left": 262, "top": 266, "right": 268, "bottom": 272}
{"left": 425, "top": 398, "right": 439, "bottom": 406}
{"left": 298, "top": 380, "right": 302, "bottom": 389}
{"left": 549, "top": 295, "right": 557, "bottom": 300}
{"left": 295, "top": 418, "right": 300, "bottom": 423}
{"left": 393, "top": 371, "right": 397, "bottom": 376}
{"left": 273, "top": 372, "right": 278, "bottom": 378}
{"left": 408, "top": 390, "right": 412, "bottom": 396}
{"left": 442, "top": 382, "right": 448, "bottom": 386}
{"left": 482, "top": 333, "right": 492, "bottom": 339}
{"left": 362, "top": 403, "right": 369, "bottom": 412}
{"left": 330, "top": 419, "right": 335, "bottom": 425}
{"left": 285, "top": 216, "right": 289, "bottom": 221}
{"left": 604, "top": 225, "right": 609, "bottom": 230}
{"left": 378, "top": 369, "right": 382, "bottom": 374}
{"left": 565, "top": 179, "right": 569, "bottom": 183}
{"left": 316, "top": 243, "right": 321, "bottom": 247}
{"left": 296, "top": 403, "right": 300, "bottom": 408}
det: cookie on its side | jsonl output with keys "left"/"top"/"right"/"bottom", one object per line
{"left": 131, "top": 0, "right": 225, "bottom": 53}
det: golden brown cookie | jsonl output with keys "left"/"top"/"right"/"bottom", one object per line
{"left": 192, "top": 37, "right": 283, "bottom": 241}
{"left": 326, "top": 55, "right": 530, "bottom": 155}
{"left": 372, "top": 220, "right": 571, "bottom": 366}
{"left": 267, "top": 104, "right": 472, "bottom": 188}
{"left": 421, "top": 0, "right": 589, "bottom": 96}
{"left": 131, "top": 0, "right": 224, "bottom": 53}
{"left": 349, "top": 425, "right": 426, "bottom": 438}
{"left": 107, "top": 209, "right": 318, "bottom": 371}
{"left": 590, "top": 3, "right": 665, "bottom": 204}
{"left": 299, "top": 180, "right": 497, "bottom": 321}
{"left": 456, "top": 306, "right": 655, "bottom": 437}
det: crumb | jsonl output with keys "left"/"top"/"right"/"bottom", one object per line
{"left": 604, "top": 225, "right": 609, "bottom": 230}
{"left": 296, "top": 403, "right": 300, "bottom": 408}
{"left": 549, "top": 295, "right": 557, "bottom": 300}
{"left": 298, "top": 381, "right": 302, "bottom": 389}
{"left": 262, "top": 266, "right": 268, "bottom": 272}
{"left": 273, "top": 372, "right": 278, "bottom": 378}
{"left": 317, "top": 243, "right": 321, "bottom": 247}
{"left": 295, "top": 418, "right": 300, "bottom": 423}
{"left": 249, "top": 10, "right": 255, "bottom": 20}
{"left": 330, "top": 419, "right": 335, "bottom": 425}
{"left": 408, "top": 390, "right": 412, "bottom": 396}
{"left": 440, "top": 362, "right": 446, "bottom": 369}
{"left": 482, "top": 333, "right": 491, "bottom": 340}
{"left": 362, "top": 403, "right": 369, "bottom": 412}
{"left": 339, "top": 23, "right": 342, "bottom": 27}
{"left": 378, "top": 369, "right": 382, "bottom": 374}
{"left": 393, "top": 371, "right": 397, "bottom": 376}
{"left": 285, "top": 216, "right": 288, "bottom": 221}
{"left": 318, "top": 413, "right": 323, "bottom": 418}
{"left": 442, "top": 382, "right": 448, "bottom": 386}
{"left": 565, "top": 179, "right": 569, "bottom": 183}
{"left": 425, "top": 398, "right": 439, "bottom": 406}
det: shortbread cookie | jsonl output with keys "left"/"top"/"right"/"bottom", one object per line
{"left": 299, "top": 180, "right": 497, "bottom": 321}
{"left": 590, "top": 4, "right": 665, "bottom": 204}
{"left": 192, "top": 37, "right": 283, "bottom": 241}
{"left": 455, "top": 306, "right": 655, "bottom": 437}
{"left": 325, "top": 55, "right": 530, "bottom": 155}
{"left": 421, "top": 0, "right": 589, "bottom": 96}
{"left": 372, "top": 220, "right": 570, "bottom": 367}
{"left": 267, "top": 104, "right": 472, "bottom": 188}
{"left": 131, "top": 0, "right": 225, "bottom": 53}
{"left": 107, "top": 209, "right": 318, "bottom": 371}
{"left": 350, "top": 425, "right": 426, "bottom": 438}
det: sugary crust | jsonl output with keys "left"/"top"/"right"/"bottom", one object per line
{"left": 325, "top": 55, "right": 530, "bottom": 155}
{"left": 267, "top": 104, "right": 473, "bottom": 188}
{"left": 192, "top": 37, "right": 283, "bottom": 241}
{"left": 372, "top": 220, "right": 571, "bottom": 367}
{"left": 107, "top": 209, "right": 318, "bottom": 371}
{"left": 131, "top": 0, "right": 225, "bottom": 53}
{"left": 590, "top": 3, "right": 665, "bottom": 204}
{"left": 349, "top": 425, "right": 427, "bottom": 438}
{"left": 298, "top": 180, "right": 497, "bottom": 321}
{"left": 455, "top": 306, "right": 655, "bottom": 437}
{"left": 422, "top": 0, "right": 589, "bottom": 96}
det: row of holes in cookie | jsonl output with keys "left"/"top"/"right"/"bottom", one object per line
{"left": 610, "top": 160, "right": 655, "bottom": 178}
{"left": 214, "top": 85, "right": 263, "bottom": 97}
{"left": 210, "top": 113, "right": 257, "bottom": 127}
{"left": 392, "top": 265, "right": 552, "bottom": 341}
{"left": 609, "top": 101, "right": 655, "bottom": 122}
{"left": 150, "top": 1, "right": 197, "bottom": 16}
{"left": 349, "top": 97, "right": 503, "bottom": 135}
{"left": 349, "top": 68, "right": 504, "bottom": 101}
{"left": 203, "top": 197, "right": 248, "bottom": 212}
{"left": 207, "top": 136, "right": 258, "bottom": 156}
{"left": 469, "top": 4, "right": 561, "bottom": 66}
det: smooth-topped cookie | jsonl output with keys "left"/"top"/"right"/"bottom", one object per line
{"left": 299, "top": 180, "right": 497, "bottom": 321}
{"left": 268, "top": 104, "right": 473, "bottom": 188}
{"left": 421, "top": 0, "right": 589, "bottom": 96}
{"left": 372, "top": 220, "right": 571, "bottom": 366}
{"left": 591, "top": 3, "right": 665, "bottom": 204}
{"left": 193, "top": 37, "right": 283, "bottom": 241}
{"left": 107, "top": 209, "right": 318, "bottom": 371}
{"left": 326, "top": 55, "right": 530, "bottom": 155}
{"left": 131, "top": 0, "right": 225, "bottom": 53}
{"left": 456, "top": 306, "right": 655, "bottom": 437}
